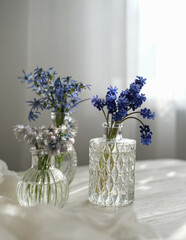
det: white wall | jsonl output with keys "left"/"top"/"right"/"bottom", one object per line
{"left": 0, "top": 0, "right": 30, "bottom": 170}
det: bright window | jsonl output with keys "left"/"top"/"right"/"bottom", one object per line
{"left": 138, "top": 0, "right": 186, "bottom": 103}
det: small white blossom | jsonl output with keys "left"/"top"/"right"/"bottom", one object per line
{"left": 13, "top": 119, "right": 77, "bottom": 157}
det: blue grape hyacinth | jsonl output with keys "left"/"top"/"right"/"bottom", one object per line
{"left": 91, "top": 76, "right": 155, "bottom": 145}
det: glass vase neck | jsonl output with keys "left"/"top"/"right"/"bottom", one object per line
{"left": 30, "top": 147, "right": 54, "bottom": 170}
{"left": 51, "top": 112, "right": 70, "bottom": 127}
{"left": 102, "top": 122, "right": 123, "bottom": 141}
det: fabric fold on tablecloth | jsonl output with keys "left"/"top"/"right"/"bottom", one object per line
{"left": 0, "top": 199, "right": 160, "bottom": 240}
{"left": 0, "top": 160, "right": 19, "bottom": 204}
{"left": 0, "top": 159, "right": 160, "bottom": 240}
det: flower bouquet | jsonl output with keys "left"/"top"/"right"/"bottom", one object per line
{"left": 18, "top": 67, "right": 90, "bottom": 183}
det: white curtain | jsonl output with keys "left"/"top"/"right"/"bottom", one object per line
{"left": 137, "top": 0, "right": 186, "bottom": 160}
{"left": 1, "top": 0, "right": 185, "bottom": 171}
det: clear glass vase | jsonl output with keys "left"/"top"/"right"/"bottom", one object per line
{"left": 17, "top": 147, "right": 69, "bottom": 208}
{"left": 89, "top": 122, "right": 136, "bottom": 206}
{"left": 51, "top": 112, "right": 77, "bottom": 184}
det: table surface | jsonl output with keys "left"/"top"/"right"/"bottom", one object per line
{"left": 66, "top": 159, "right": 186, "bottom": 239}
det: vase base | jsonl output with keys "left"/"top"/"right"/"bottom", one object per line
{"left": 88, "top": 195, "right": 134, "bottom": 207}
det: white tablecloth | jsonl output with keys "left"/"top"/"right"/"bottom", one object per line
{"left": 0, "top": 159, "right": 186, "bottom": 240}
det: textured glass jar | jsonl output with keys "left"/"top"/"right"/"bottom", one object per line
{"left": 89, "top": 122, "right": 136, "bottom": 206}
{"left": 17, "top": 147, "right": 69, "bottom": 208}
{"left": 51, "top": 112, "right": 77, "bottom": 184}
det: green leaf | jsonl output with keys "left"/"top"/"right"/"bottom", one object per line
{"left": 68, "top": 90, "right": 73, "bottom": 94}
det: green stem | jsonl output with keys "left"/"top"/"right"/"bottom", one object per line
{"left": 115, "top": 111, "right": 141, "bottom": 124}
{"left": 38, "top": 155, "right": 50, "bottom": 170}
{"left": 46, "top": 171, "right": 51, "bottom": 204}
{"left": 124, "top": 111, "right": 141, "bottom": 118}
{"left": 122, "top": 116, "right": 145, "bottom": 126}
{"left": 71, "top": 98, "right": 91, "bottom": 108}
{"left": 48, "top": 168, "right": 58, "bottom": 205}
{"left": 55, "top": 112, "right": 65, "bottom": 127}
{"left": 106, "top": 112, "right": 109, "bottom": 123}
{"left": 36, "top": 154, "right": 51, "bottom": 203}
{"left": 55, "top": 153, "right": 65, "bottom": 169}
{"left": 108, "top": 115, "right": 115, "bottom": 139}
{"left": 102, "top": 109, "right": 107, "bottom": 122}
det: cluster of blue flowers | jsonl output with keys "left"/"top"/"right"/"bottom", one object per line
{"left": 18, "top": 67, "right": 90, "bottom": 121}
{"left": 91, "top": 76, "right": 155, "bottom": 145}
{"left": 140, "top": 107, "right": 155, "bottom": 120}
{"left": 140, "top": 125, "right": 153, "bottom": 145}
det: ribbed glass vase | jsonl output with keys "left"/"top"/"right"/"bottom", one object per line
{"left": 51, "top": 112, "right": 77, "bottom": 184}
{"left": 17, "top": 147, "right": 69, "bottom": 208}
{"left": 89, "top": 122, "right": 136, "bottom": 207}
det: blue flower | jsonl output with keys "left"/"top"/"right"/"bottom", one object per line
{"left": 129, "top": 93, "right": 146, "bottom": 111}
{"left": 105, "top": 86, "right": 118, "bottom": 113}
{"left": 54, "top": 77, "right": 64, "bottom": 101}
{"left": 124, "top": 82, "right": 146, "bottom": 111}
{"left": 140, "top": 108, "right": 155, "bottom": 120}
{"left": 27, "top": 98, "right": 46, "bottom": 111}
{"left": 113, "top": 109, "right": 127, "bottom": 121}
{"left": 18, "top": 70, "right": 33, "bottom": 84}
{"left": 117, "top": 90, "right": 129, "bottom": 111}
{"left": 28, "top": 111, "right": 40, "bottom": 121}
{"left": 140, "top": 125, "right": 153, "bottom": 145}
{"left": 129, "top": 83, "right": 141, "bottom": 95}
{"left": 105, "top": 95, "right": 117, "bottom": 113}
{"left": 107, "top": 86, "right": 118, "bottom": 95}
{"left": 92, "top": 95, "right": 105, "bottom": 110}
{"left": 135, "top": 76, "right": 146, "bottom": 89}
